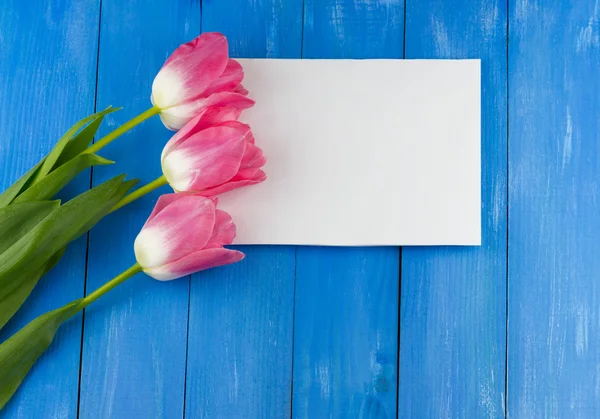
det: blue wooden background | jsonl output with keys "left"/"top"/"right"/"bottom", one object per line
{"left": 0, "top": 0, "right": 597, "bottom": 418}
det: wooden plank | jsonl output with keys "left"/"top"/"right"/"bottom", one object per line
{"left": 293, "top": 248, "right": 400, "bottom": 418}
{"left": 78, "top": 1, "right": 199, "bottom": 418}
{"left": 0, "top": 1, "right": 100, "bottom": 417}
{"left": 507, "top": 1, "right": 600, "bottom": 416}
{"left": 291, "top": 1, "right": 404, "bottom": 418}
{"left": 183, "top": 1, "right": 302, "bottom": 418}
{"left": 400, "top": 1, "right": 507, "bottom": 417}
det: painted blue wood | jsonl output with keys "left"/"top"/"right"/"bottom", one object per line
{"left": 400, "top": 1, "right": 507, "bottom": 418}
{"left": 184, "top": 2, "right": 302, "bottom": 418}
{"left": 16, "top": 1, "right": 600, "bottom": 417}
{"left": 78, "top": 1, "right": 199, "bottom": 418}
{"left": 508, "top": 1, "right": 600, "bottom": 417}
{"left": 0, "top": 1, "right": 100, "bottom": 417}
{"left": 293, "top": 248, "right": 400, "bottom": 419}
{"left": 291, "top": 2, "right": 403, "bottom": 418}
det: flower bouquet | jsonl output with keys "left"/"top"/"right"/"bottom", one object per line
{"left": 0, "top": 32, "right": 265, "bottom": 409}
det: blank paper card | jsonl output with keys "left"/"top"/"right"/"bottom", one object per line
{"left": 218, "top": 59, "right": 481, "bottom": 246}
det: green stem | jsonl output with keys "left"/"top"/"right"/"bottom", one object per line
{"left": 78, "top": 263, "right": 143, "bottom": 309}
{"left": 85, "top": 106, "right": 161, "bottom": 155}
{"left": 110, "top": 175, "right": 168, "bottom": 213}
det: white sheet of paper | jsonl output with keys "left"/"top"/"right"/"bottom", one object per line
{"left": 218, "top": 59, "right": 481, "bottom": 246}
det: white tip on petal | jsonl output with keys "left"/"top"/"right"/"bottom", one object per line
{"left": 134, "top": 227, "right": 171, "bottom": 269}
{"left": 152, "top": 67, "right": 186, "bottom": 110}
{"left": 157, "top": 101, "right": 205, "bottom": 131}
{"left": 162, "top": 148, "right": 195, "bottom": 192}
{"left": 142, "top": 267, "right": 180, "bottom": 281}
{"left": 158, "top": 112, "right": 184, "bottom": 132}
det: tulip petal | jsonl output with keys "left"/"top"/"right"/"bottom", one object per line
{"left": 162, "top": 106, "right": 242, "bottom": 156}
{"left": 199, "top": 169, "right": 267, "bottom": 196}
{"left": 202, "top": 91, "right": 255, "bottom": 110}
{"left": 162, "top": 33, "right": 226, "bottom": 67}
{"left": 158, "top": 93, "right": 253, "bottom": 131}
{"left": 144, "top": 193, "right": 182, "bottom": 225}
{"left": 210, "top": 121, "right": 266, "bottom": 168}
{"left": 240, "top": 142, "right": 266, "bottom": 169}
{"left": 198, "top": 106, "right": 243, "bottom": 129}
{"left": 216, "top": 121, "right": 255, "bottom": 143}
{"left": 199, "top": 180, "right": 262, "bottom": 197}
{"left": 158, "top": 111, "right": 191, "bottom": 132}
{"left": 246, "top": 130, "right": 255, "bottom": 144}
{"left": 145, "top": 193, "right": 217, "bottom": 225}
{"left": 234, "top": 84, "right": 249, "bottom": 96}
{"left": 146, "top": 248, "right": 245, "bottom": 281}
{"left": 205, "top": 210, "right": 237, "bottom": 248}
{"left": 152, "top": 32, "right": 229, "bottom": 110}
{"left": 216, "top": 120, "right": 251, "bottom": 130}
{"left": 235, "top": 167, "right": 268, "bottom": 182}
{"left": 203, "top": 59, "right": 244, "bottom": 96}
{"left": 162, "top": 125, "right": 248, "bottom": 192}
{"left": 134, "top": 195, "right": 216, "bottom": 269}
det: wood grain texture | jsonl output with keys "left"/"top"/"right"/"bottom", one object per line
{"left": 293, "top": 248, "right": 400, "bottom": 419}
{"left": 400, "top": 1, "right": 507, "bottom": 418}
{"left": 508, "top": 1, "right": 600, "bottom": 417}
{"left": 184, "top": 1, "right": 302, "bottom": 418}
{"left": 292, "top": 1, "right": 403, "bottom": 418}
{"left": 78, "top": 1, "right": 199, "bottom": 418}
{"left": 0, "top": 1, "right": 100, "bottom": 417}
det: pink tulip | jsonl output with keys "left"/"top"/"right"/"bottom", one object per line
{"left": 151, "top": 32, "right": 254, "bottom": 131}
{"left": 161, "top": 106, "right": 267, "bottom": 196}
{"left": 134, "top": 194, "right": 244, "bottom": 280}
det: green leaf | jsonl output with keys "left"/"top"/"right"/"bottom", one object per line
{"left": 0, "top": 107, "right": 118, "bottom": 209}
{"left": 0, "top": 201, "right": 60, "bottom": 255}
{"left": 0, "top": 163, "right": 43, "bottom": 209}
{"left": 0, "top": 300, "right": 82, "bottom": 410}
{"left": 13, "top": 154, "right": 113, "bottom": 204}
{"left": 0, "top": 175, "right": 137, "bottom": 328}
{"left": 0, "top": 174, "right": 133, "bottom": 278}
{"left": 33, "top": 106, "right": 117, "bottom": 183}
{"left": 54, "top": 107, "right": 119, "bottom": 168}
{"left": 0, "top": 202, "right": 59, "bottom": 328}
{"left": 0, "top": 248, "right": 68, "bottom": 330}
{"left": 0, "top": 264, "right": 47, "bottom": 330}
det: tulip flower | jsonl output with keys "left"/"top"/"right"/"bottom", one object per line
{"left": 160, "top": 108, "right": 267, "bottom": 196}
{"left": 109, "top": 105, "right": 266, "bottom": 213}
{"left": 134, "top": 194, "right": 244, "bottom": 280}
{"left": 0, "top": 194, "right": 246, "bottom": 407}
{"left": 0, "top": 32, "right": 261, "bottom": 410}
{"left": 151, "top": 32, "right": 255, "bottom": 130}
{"left": 87, "top": 33, "right": 254, "bottom": 156}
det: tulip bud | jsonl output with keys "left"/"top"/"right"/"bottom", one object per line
{"left": 160, "top": 107, "right": 267, "bottom": 196}
{"left": 134, "top": 194, "right": 244, "bottom": 280}
{"left": 151, "top": 32, "right": 254, "bottom": 131}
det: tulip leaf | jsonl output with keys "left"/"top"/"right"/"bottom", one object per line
{"left": 0, "top": 300, "right": 82, "bottom": 410}
{"left": 54, "top": 107, "right": 120, "bottom": 168}
{"left": 0, "top": 163, "right": 43, "bottom": 209}
{"left": 0, "top": 201, "right": 60, "bottom": 328}
{"left": 0, "top": 248, "right": 68, "bottom": 331}
{"left": 0, "top": 264, "right": 48, "bottom": 330}
{"left": 33, "top": 106, "right": 117, "bottom": 183}
{"left": 0, "top": 107, "right": 118, "bottom": 209}
{"left": 13, "top": 154, "right": 113, "bottom": 204}
{"left": 0, "top": 174, "right": 134, "bottom": 278}
{"left": 0, "top": 175, "right": 137, "bottom": 329}
{"left": 0, "top": 201, "right": 60, "bottom": 255}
